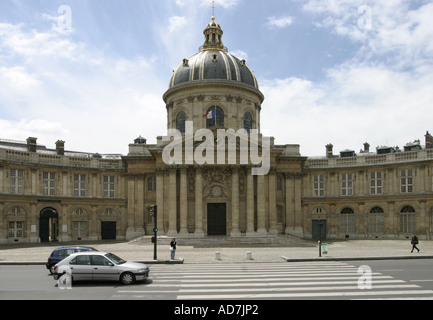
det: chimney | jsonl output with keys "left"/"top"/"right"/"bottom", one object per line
{"left": 26, "top": 137, "right": 37, "bottom": 152}
{"left": 56, "top": 140, "right": 65, "bottom": 155}
{"left": 363, "top": 142, "right": 370, "bottom": 153}
{"left": 326, "top": 144, "right": 333, "bottom": 158}
{"left": 426, "top": 131, "right": 433, "bottom": 149}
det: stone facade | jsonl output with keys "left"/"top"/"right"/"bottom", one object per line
{"left": 1, "top": 18, "right": 433, "bottom": 243}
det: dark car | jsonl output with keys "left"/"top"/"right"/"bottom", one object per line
{"left": 46, "top": 246, "right": 97, "bottom": 273}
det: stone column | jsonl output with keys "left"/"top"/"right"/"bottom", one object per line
{"left": 246, "top": 167, "right": 255, "bottom": 235}
{"left": 194, "top": 167, "right": 204, "bottom": 236}
{"left": 257, "top": 174, "right": 267, "bottom": 235}
{"left": 230, "top": 166, "right": 241, "bottom": 237}
{"left": 284, "top": 173, "right": 294, "bottom": 234}
{"left": 156, "top": 169, "right": 165, "bottom": 234}
{"left": 268, "top": 169, "right": 278, "bottom": 235}
{"left": 168, "top": 166, "right": 177, "bottom": 235}
{"left": 179, "top": 166, "right": 188, "bottom": 235}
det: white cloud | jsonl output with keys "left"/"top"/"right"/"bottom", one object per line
{"left": 0, "top": 21, "right": 167, "bottom": 154}
{"left": 168, "top": 16, "right": 188, "bottom": 33}
{"left": 266, "top": 16, "right": 294, "bottom": 29}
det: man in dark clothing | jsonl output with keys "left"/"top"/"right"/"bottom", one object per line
{"left": 411, "top": 233, "right": 420, "bottom": 253}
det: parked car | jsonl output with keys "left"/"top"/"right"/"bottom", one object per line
{"left": 52, "top": 251, "right": 150, "bottom": 285}
{"left": 46, "top": 246, "right": 97, "bottom": 273}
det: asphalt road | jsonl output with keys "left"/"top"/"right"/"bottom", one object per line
{"left": 1, "top": 260, "right": 433, "bottom": 302}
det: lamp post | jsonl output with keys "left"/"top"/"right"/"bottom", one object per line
{"left": 319, "top": 222, "right": 323, "bottom": 258}
{"left": 149, "top": 205, "right": 158, "bottom": 260}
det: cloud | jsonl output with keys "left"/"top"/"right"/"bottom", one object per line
{"left": 168, "top": 16, "right": 188, "bottom": 33}
{"left": 266, "top": 16, "right": 295, "bottom": 29}
{"left": 0, "top": 21, "right": 167, "bottom": 154}
{"left": 258, "top": 0, "right": 433, "bottom": 156}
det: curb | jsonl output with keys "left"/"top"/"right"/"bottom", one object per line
{"left": 281, "top": 255, "right": 433, "bottom": 262}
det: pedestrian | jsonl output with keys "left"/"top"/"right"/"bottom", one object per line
{"left": 411, "top": 233, "right": 420, "bottom": 253}
{"left": 170, "top": 238, "right": 177, "bottom": 260}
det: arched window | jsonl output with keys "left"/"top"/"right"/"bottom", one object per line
{"left": 176, "top": 111, "right": 186, "bottom": 134}
{"left": 369, "top": 207, "right": 384, "bottom": 233}
{"left": 243, "top": 112, "right": 252, "bottom": 132}
{"left": 206, "top": 106, "right": 224, "bottom": 128}
{"left": 340, "top": 207, "right": 355, "bottom": 234}
{"left": 400, "top": 206, "right": 416, "bottom": 233}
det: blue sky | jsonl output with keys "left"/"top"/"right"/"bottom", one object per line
{"left": 1, "top": 0, "right": 432, "bottom": 156}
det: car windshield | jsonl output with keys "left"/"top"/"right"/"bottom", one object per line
{"left": 105, "top": 253, "right": 126, "bottom": 265}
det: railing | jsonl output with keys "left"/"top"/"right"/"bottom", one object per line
{"left": 305, "top": 149, "right": 433, "bottom": 168}
{"left": 0, "top": 148, "right": 124, "bottom": 169}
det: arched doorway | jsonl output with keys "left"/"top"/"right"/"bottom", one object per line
{"left": 39, "top": 208, "right": 59, "bottom": 242}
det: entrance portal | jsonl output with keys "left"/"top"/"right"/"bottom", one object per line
{"left": 312, "top": 220, "right": 327, "bottom": 240}
{"left": 207, "top": 203, "right": 227, "bottom": 235}
{"left": 101, "top": 221, "right": 116, "bottom": 240}
{"left": 39, "top": 208, "right": 59, "bottom": 242}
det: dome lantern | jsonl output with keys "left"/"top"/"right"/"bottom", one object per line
{"left": 202, "top": 16, "right": 226, "bottom": 51}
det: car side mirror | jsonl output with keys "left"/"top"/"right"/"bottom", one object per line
{"left": 108, "top": 262, "right": 114, "bottom": 266}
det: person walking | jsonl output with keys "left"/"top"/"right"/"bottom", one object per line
{"left": 411, "top": 233, "right": 420, "bottom": 253}
{"left": 170, "top": 238, "right": 177, "bottom": 260}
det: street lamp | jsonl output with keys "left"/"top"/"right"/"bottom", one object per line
{"left": 148, "top": 205, "right": 158, "bottom": 260}
{"left": 319, "top": 222, "right": 323, "bottom": 258}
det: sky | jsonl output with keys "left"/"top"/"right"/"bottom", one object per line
{"left": 1, "top": 0, "right": 432, "bottom": 157}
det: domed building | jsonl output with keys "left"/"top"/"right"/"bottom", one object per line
{"left": 164, "top": 16, "right": 263, "bottom": 136}
{"left": 1, "top": 17, "right": 433, "bottom": 244}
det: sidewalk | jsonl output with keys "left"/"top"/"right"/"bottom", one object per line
{"left": 1, "top": 236, "right": 433, "bottom": 264}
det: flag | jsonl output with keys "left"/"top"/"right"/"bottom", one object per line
{"left": 206, "top": 108, "right": 216, "bottom": 120}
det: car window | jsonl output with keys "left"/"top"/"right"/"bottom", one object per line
{"left": 70, "top": 255, "right": 91, "bottom": 265}
{"left": 91, "top": 255, "right": 112, "bottom": 266}
{"left": 105, "top": 253, "right": 126, "bottom": 265}
{"left": 57, "top": 250, "right": 67, "bottom": 257}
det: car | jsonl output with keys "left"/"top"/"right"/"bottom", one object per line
{"left": 52, "top": 251, "right": 150, "bottom": 285}
{"left": 46, "top": 246, "right": 97, "bottom": 273}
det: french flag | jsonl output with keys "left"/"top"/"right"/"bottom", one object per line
{"left": 206, "top": 108, "right": 216, "bottom": 120}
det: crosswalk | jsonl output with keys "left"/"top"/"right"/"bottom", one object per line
{"left": 116, "top": 262, "right": 433, "bottom": 300}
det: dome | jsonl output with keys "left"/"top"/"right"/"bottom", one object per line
{"left": 169, "top": 51, "right": 259, "bottom": 90}
{"left": 168, "top": 17, "right": 260, "bottom": 91}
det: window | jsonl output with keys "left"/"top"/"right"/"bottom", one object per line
{"left": 400, "top": 206, "right": 416, "bottom": 233}
{"left": 401, "top": 169, "right": 413, "bottom": 193}
{"left": 370, "top": 172, "right": 382, "bottom": 195}
{"left": 369, "top": 207, "right": 384, "bottom": 233}
{"left": 91, "top": 255, "right": 111, "bottom": 266}
{"left": 341, "top": 173, "right": 353, "bottom": 196}
{"left": 313, "top": 175, "right": 325, "bottom": 197}
{"left": 148, "top": 176, "right": 156, "bottom": 191}
{"left": 206, "top": 106, "right": 224, "bottom": 128}
{"left": 72, "top": 221, "right": 88, "bottom": 238}
{"left": 176, "top": 111, "right": 186, "bottom": 134}
{"left": 103, "top": 176, "right": 115, "bottom": 198}
{"left": 10, "top": 169, "right": 24, "bottom": 194}
{"left": 70, "top": 254, "right": 91, "bottom": 265}
{"left": 340, "top": 207, "right": 355, "bottom": 233}
{"left": 243, "top": 112, "right": 252, "bottom": 132}
{"left": 43, "top": 172, "right": 56, "bottom": 196}
{"left": 8, "top": 221, "right": 24, "bottom": 238}
{"left": 73, "top": 174, "right": 86, "bottom": 197}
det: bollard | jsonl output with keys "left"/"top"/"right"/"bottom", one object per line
{"left": 246, "top": 251, "right": 253, "bottom": 260}
{"left": 215, "top": 252, "right": 221, "bottom": 260}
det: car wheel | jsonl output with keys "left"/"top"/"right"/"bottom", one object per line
{"left": 120, "top": 272, "right": 135, "bottom": 285}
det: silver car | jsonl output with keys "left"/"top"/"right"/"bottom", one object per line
{"left": 52, "top": 251, "right": 149, "bottom": 285}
